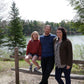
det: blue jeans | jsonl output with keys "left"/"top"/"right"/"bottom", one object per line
{"left": 39, "top": 56, "right": 54, "bottom": 84}
{"left": 55, "top": 66, "right": 72, "bottom": 84}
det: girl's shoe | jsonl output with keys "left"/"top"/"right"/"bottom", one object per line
{"left": 34, "top": 66, "right": 41, "bottom": 72}
{"left": 29, "top": 63, "right": 33, "bottom": 72}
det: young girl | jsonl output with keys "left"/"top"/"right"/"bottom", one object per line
{"left": 25, "top": 31, "right": 41, "bottom": 71}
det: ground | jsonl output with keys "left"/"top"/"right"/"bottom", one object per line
{"left": 0, "top": 69, "right": 84, "bottom": 84}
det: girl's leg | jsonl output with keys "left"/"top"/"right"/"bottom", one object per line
{"left": 32, "top": 55, "right": 40, "bottom": 69}
{"left": 25, "top": 54, "right": 32, "bottom": 65}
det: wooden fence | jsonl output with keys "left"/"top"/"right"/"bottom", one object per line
{"left": 12, "top": 47, "right": 84, "bottom": 84}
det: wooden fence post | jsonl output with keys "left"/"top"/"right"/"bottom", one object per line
{"left": 15, "top": 47, "right": 19, "bottom": 84}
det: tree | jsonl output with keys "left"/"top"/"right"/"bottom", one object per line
{"left": 68, "top": 0, "right": 84, "bottom": 22}
{"left": 67, "top": 0, "right": 84, "bottom": 34}
{"left": 0, "top": 20, "right": 4, "bottom": 46}
{"left": 7, "top": 2, "right": 26, "bottom": 55}
{"left": 0, "top": 0, "right": 8, "bottom": 46}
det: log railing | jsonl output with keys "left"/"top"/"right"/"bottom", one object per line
{"left": 12, "top": 47, "right": 84, "bottom": 84}
{"left": 10, "top": 54, "right": 84, "bottom": 65}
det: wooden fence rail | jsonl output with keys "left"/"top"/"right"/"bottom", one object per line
{"left": 10, "top": 55, "right": 84, "bottom": 64}
{"left": 12, "top": 47, "right": 84, "bottom": 84}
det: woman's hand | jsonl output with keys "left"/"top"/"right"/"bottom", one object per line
{"left": 66, "top": 65, "right": 70, "bottom": 69}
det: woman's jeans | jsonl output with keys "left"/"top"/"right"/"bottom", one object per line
{"left": 55, "top": 66, "right": 72, "bottom": 84}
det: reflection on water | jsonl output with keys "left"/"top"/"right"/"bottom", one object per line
{"left": 68, "top": 35, "right": 84, "bottom": 45}
{"left": 68, "top": 35, "right": 84, "bottom": 60}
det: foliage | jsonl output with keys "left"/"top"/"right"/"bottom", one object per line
{"left": 0, "top": 0, "right": 8, "bottom": 46}
{"left": 68, "top": 0, "right": 84, "bottom": 22}
{"left": 67, "top": 0, "right": 84, "bottom": 34}
{"left": 72, "top": 64, "right": 84, "bottom": 75}
{"left": 22, "top": 20, "right": 45, "bottom": 35}
{"left": 0, "top": 28, "right": 4, "bottom": 46}
{"left": 7, "top": 2, "right": 26, "bottom": 55}
{"left": 0, "top": 20, "right": 6, "bottom": 46}
{"left": 0, "top": 60, "right": 84, "bottom": 75}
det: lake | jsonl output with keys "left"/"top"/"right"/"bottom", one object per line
{"left": 0, "top": 35, "right": 84, "bottom": 60}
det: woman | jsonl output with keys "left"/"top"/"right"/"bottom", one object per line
{"left": 54, "top": 27, "right": 73, "bottom": 84}
{"left": 25, "top": 31, "right": 41, "bottom": 72}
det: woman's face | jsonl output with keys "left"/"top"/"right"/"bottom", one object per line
{"left": 56, "top": 30, "right": 63, "bottom": 39}
{"left": 33, "top": 33, "right": 38, "bottom": 40}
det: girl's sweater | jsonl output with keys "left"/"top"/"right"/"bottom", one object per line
{"left": 26, "top": 40, "right": 41, "bottom": 56}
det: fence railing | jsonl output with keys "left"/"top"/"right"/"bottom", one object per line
{"left": 12, "top": 47, "right": 84, "bottom": 84}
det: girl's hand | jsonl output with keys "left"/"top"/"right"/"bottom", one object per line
{"left": 38, "top": 57, "right": 41, "bottom": 60}
{"left": 66, "top": 65, "right": 70, "bottom": 69}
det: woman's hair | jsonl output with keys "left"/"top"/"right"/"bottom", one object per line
{"left": 31, "top": 31, "right": 39, "bottom": 40}
{"left": 57, "top": 27, "right": 67, "bottom": 41}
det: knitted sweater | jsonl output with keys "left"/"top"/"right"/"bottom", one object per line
{"left": 40, "top": 34, "right": 56, "bottom": 57}
{"left": 26, "top": 40, "right": 41, "bottom": 57}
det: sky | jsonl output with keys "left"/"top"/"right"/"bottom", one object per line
{"left": 4, "top": 0, "right": 76, "bottom": 23}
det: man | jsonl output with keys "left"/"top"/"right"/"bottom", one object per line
{"left": 39, "top": 25, "right": 56, "bottom": 84}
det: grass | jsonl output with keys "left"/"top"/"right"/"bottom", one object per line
{"left": 0, "top": 59, "right": 41, "bottom": 72}
{"left": 0, "top": 60, "right": 84, "bottom": 75}
{"left": 71, "top": 64, "right": 84, "bottom": 75}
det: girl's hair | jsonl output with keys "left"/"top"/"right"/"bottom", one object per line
{"left": 57, "top": 27, "right": 67, "bottom": 41}
{"left": 31, "top": 31, "right": 39, "bottom": 40}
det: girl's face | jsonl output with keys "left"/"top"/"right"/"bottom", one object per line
{"left": 33, "top": 33, "right": 38, "bottom": 40}
{"left": 56, "top": 30, "right": 63, "bottom": 39}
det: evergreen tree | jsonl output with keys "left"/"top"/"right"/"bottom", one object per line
{"left": 7, "top": 2, "right": 26, "bottom": 55}
{"left": 0, "top": 27, "right": 4, "bottom": 46}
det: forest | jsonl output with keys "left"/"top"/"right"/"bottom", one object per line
{"left": 0, "top": 0, "right": 84, "bottom": 55}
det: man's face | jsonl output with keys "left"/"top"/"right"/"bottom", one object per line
{"left": 44, "top": 26, "right": 51, "bottom": 35}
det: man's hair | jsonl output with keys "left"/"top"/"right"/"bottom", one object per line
{"left": 44, "top": 25, "right": 51, "bottom": 30}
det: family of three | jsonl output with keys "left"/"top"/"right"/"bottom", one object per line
{"left": 25, "top": 25, "right": 73, "bottom": 84}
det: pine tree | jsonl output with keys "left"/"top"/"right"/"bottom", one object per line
{"left": 0, "top": 27, "right": 4, "bottom": 46}
{"left": 0, "top": 20, "right": 5, "bottom": 46}
{"left": 7, "top": 2, "right": 26, "bottom": 55}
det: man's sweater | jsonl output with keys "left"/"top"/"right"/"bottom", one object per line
{"left": 40, "top": 34, "right": 56, "bottom": 58}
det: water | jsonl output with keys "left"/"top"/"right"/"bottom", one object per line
{"left": 68, "top": 35, "right": 84, "bottom": 45}
{"left": 68, "top": 35, "right": 84, "bottom": 60}
{"left": 0, "top": 35, "right": 84, "bottom": 60}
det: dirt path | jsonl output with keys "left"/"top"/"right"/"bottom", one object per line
{"left": 0, "top": 70, "right": 84, "bottom": 84}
